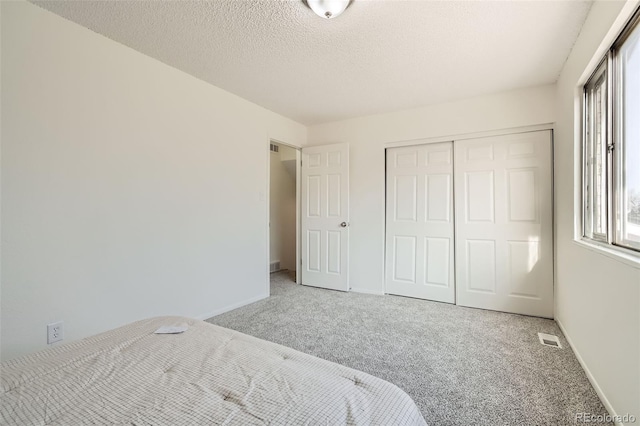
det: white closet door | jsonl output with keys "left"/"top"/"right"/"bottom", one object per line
{"left": 301, "top": 143, "right": 349, "bottom": 291}
{"left": 454, "top": 131, "right": 553, "bottom": 318}
{"left": 385, "top": 142, "right": 455, "bottom": 303}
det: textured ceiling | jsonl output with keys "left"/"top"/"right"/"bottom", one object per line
{"left": 32, "top": 0, "right": 593, "bottom": 125}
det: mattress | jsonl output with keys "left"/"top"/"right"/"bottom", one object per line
{"left": 1, "top": 316, "right": 426, "bottom": 425}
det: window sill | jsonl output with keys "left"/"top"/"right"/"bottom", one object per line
{"left": 573, "top": 238, "right": 640, "bottom": 269}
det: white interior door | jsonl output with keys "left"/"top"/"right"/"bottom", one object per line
{"left": 301, "top": 143, "right": 349, "bottom": 291}
{"left": 454, "top": 131, "right": 553, "bottom": 318}
{"left": 385, "top": 142, "right": 455, "bottom": 303}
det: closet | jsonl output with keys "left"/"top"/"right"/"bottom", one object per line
{"left": 385, "top": 130, "right": 553, "bottom": 318}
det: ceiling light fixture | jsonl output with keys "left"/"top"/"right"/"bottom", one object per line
{"left": 305, "top": 0, "right": 352, "bottom": 19}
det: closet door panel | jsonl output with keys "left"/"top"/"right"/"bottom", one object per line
{"left": 385, "top": 142, "right": 455, "bottom": 303}
{"left": 454, "top": 131, "right": 553, "bottom": 318}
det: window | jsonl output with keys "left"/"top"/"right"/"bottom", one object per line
{"left": 582, "top": 9, "right": 640, "bottom": 253}
{"left": 583, "top": 59, "right": 608, "bottom": 242}
{"left": 614, "top": 16, "right": 640, "bottom": 250}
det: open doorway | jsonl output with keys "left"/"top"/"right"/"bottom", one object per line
{"left": 269, "top": 141, "right": 299, "bottom": 285}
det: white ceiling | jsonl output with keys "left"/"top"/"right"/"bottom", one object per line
{"left": 32, "top": 0, "right": 593, "bottom": 125}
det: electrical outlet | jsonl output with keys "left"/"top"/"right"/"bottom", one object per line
{"left": 47, "top": 321, "right": 64, "bottom": 344}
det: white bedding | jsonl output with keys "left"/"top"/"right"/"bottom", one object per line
{"left": 1, "top": 316, "right": 426, "bottom": 425}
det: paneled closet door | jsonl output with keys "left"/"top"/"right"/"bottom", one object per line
{"left": 385, "top": 142, "right": 455, "bottom": 303}
{"left": 454, "top": 131, "right": 553, "bottom": 318}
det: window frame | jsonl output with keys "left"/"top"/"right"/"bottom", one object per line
{"left": 581, "top": 7, "right": 640, "bottom": 255}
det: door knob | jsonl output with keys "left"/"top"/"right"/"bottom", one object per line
{"left": 340, "top": 222, "right": 348, "bottom": 228}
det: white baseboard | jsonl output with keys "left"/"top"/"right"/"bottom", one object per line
{"left": 196, "top": 293, "right": 268, "bottom": 321}
{"left": 556, "top": 318, "right": 622, "bottom": 426}
{"left": 350, "top": 287, "right": 385, "bottom": 296}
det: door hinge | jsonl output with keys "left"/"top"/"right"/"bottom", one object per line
{"left": 607, "top": 144, "right": 615, "bottom": 153}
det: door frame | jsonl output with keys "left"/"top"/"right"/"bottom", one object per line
{"left": 382, "top": 123, "right": 555, "bottom": 302}
{"left": 266, "top": 139, "right": 302, "bottom": 295}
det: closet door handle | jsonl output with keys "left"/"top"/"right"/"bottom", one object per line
{"left": 340, "top": 222, "right": 349, "bottom": 228}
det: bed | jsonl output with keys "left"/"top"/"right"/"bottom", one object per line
{"left": 1, "top": 316, "right": 426, "bottom": 425}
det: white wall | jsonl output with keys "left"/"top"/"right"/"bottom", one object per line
{"left": 307, "top": 85, "right": 555, "bottom": 294}
{"left": 0, "top": 1, "right": 306, "bottom": 361}
{"left": 269, "top": 145, "right": 296, "bottom": 271}
{"left": 554, "top": 1, "right": 640, "bottom": 423}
